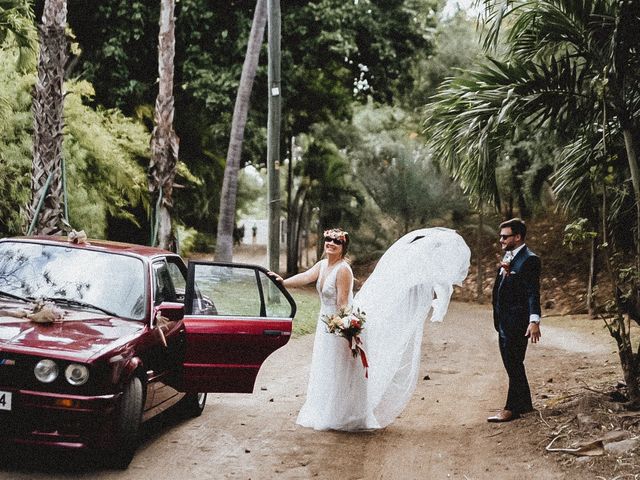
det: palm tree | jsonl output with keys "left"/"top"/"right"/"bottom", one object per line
{"left": 27, "top": 0, "right": 67, "bottom": 235}
{"left": 149, "top": 0, "right": 179, "bottom": 251}
{"left": 425, "top": 0, "right": 640, "bottom": 402}
{"left": 215, "top": 0, "right": 267, "bottom": 262}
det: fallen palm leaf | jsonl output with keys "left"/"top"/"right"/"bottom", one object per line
{"left": 546, "top": 435, "right": 605, "bottom": 456}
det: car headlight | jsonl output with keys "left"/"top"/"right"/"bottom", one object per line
{"left": 65, "top": 364, "right": 89, "bottom": 386}
{"left": 34, "top": 359, "right": 59, "bottom": 383}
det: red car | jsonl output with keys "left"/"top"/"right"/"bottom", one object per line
{"left": 0, "top": 236, "right": 295, "bottom": 467}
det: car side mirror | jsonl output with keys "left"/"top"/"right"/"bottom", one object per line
{"left": 155, "top": 302, "right": 185, "bottom": 323}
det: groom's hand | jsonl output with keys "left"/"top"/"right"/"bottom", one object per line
{"left": 526, "top": 323, "right": 541, "bottom": 343}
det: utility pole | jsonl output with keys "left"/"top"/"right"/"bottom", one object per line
{"left": 267, "top": 0, "right": 281, "bottom": 273}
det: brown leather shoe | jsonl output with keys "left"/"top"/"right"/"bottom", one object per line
{"left": 487, "top": 409, "right": 517, "bottom": 422}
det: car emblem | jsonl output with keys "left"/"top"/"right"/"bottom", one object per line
{"left": 0, "top": 359, "right": 15, "bottom": 366}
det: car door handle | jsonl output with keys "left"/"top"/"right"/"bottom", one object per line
{"left": 263, "top": 329, "right": 282, "bottom": 336}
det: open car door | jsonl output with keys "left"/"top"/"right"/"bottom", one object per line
{"left": 180, "top": 262, "right": 296, "bottom": 393}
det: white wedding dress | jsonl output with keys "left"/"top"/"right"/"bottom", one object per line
{"left": 296, "top": 258, "right": 376, "bottom": 430}
{"left": 297, "top": 228, "right": 471, "bottom": 431}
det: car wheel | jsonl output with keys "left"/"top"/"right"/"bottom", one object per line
{"left": 110, "top": 376, "right": 144, "bottom": 469}
{"left": 181, "top": 392, "right": 207, "bottom": 418}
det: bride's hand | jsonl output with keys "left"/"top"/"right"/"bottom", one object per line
{"left": 267, "top": 271, "right": 284, "bottom": 284}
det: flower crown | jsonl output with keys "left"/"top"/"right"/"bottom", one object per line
{"left": 324, "top": 229, "right": 348, "bottom": 242}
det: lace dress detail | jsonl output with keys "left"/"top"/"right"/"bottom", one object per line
{"left": 296, "top": 259, "right": 372, "bottom": 430}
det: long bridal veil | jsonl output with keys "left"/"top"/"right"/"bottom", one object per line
{"left": 353, "top": 227, "right": 470, "bottom": 429}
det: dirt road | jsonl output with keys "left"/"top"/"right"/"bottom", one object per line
{"left": 0, "top": 302, "right": 619, "bottom": 479}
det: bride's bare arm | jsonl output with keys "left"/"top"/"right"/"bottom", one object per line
{"left": 335, "top": 265, "right": 353, "bottom": 310}
{"left": 269, "top": 262, "right": 321, "bottom": 288}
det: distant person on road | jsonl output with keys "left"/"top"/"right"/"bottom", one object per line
{"left": 488, "top": 217, "right": 542, "bottom": 423}
{"left": 252, "top": 224, "right": 257, "bottom": 245}
{"left": 233, "top": 224, "right": 244, "bottom": 245}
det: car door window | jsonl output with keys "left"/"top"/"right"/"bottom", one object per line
{"left": 258, "top": 271, "right": 296, "bottom": 317}
{"left": 188, "top": 264, "right": 293, "bottom": 318}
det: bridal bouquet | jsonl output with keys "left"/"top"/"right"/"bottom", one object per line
{"left": 321, "top": 306, "right": 369, "bottom": 377}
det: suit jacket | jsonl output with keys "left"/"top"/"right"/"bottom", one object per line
{"left": 492, "top": 245, "right": 541, "bottom": 337}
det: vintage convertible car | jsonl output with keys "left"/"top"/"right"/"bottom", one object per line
{"left": 0, "top": 236, "right": 295, "bottom": 467}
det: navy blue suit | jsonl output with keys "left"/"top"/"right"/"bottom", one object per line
{"left": 492, "top": 245, "right": 541, "bottom": 414}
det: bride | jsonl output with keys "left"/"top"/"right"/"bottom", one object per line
{"left": 274, "top": 227, "right": 470, "bottom": 431}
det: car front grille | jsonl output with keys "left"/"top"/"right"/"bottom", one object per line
{"left": 0, "top": 351, "right": 110, "bottom": 395}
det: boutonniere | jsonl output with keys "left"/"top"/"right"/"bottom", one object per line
{"left": 500, "top": 261, "right": 512, "bottom": 277}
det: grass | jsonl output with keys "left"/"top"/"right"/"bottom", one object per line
{"left": 288, "top": 286, "right": 320, "bottom": 337}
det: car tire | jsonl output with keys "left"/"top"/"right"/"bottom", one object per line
{"left": 181, "top": 392, "right": 207, "bottom": 418}
{"left": 110, "top": 376, "right": 144, "bottom": 469}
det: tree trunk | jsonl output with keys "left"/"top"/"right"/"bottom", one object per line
{"left": 622, "top": 129, "right": 640, "bottom": 272}
{"left": 609, "top": 318, "right": 640, "bottom": 407}
{"left": 622, "top": 128, "right": 640, "bottom": 403}
{"left": 149, "top": 0, "right": 179, "bottom": 251}
{"left": 215, "top": 0, "right": 267, "bottom": 261}
{"left": 266, "top": 0, "right": 282, "bottom": 273}
{"left": 304, "top": 205, "right": 311, "bottom": 267}
{"left": 475, "top": 207, "right": 484, "bottom": 301}
{"left": 293, "top": 187, "right": 309, "bottom": 272}
{"left": 286, "top": 184, "right": 307, "bottom": 275}
{"left": 601, "top": 180, "right": 640, "bottom": 404}
{"left": 587, "top": 234, "right": 597, "bottom": 317}
{"left": 286, "top": 135, "right": 296, "bottom": 274}
{"left": 27, "top": 0, "right": 67, "bottom": 236}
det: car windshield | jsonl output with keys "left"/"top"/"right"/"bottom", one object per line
{"left": 0, "top": 241, "right": 147, "bottom": 320}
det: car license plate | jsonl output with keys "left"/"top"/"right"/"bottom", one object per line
{"left": 0, "top": 391, "right": 12, "bottom": 411}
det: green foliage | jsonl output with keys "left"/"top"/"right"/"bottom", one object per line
{"left": 351, "top": 101, "right": 469, "bottom": 235}
{"left": 0, "top": 55, "right": 31, "bottom": 234}
{"left": 494, "top": 129, "right": 556, "bottom": 217}
{"left": 0, "top": 0, "right": 36, "bottom": 73}
{"left": 175, "top": 226, "right": 214, "bottom": 257}
{"left": 63, "top": 82, "right": 149, "bottom": 236}
{"left": 562, "top": 218, "right": 597, "bottom": 251}
{"left": 296, "top": 136, "right": 365, "bottom": 233}
{"left": 425, "top": 0, "right": 640, "bottom": 210}
{"left": 407, "top": 10, "right": 482, "bottom": 110}
{"left": 0, "top": 45, "right": 149, "bottom": 239}
{"left": 57, "top": 0, "right": 439, "bottom": 235}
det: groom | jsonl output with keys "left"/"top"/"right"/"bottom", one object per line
{"left": 488, "top": 218, "right": 541, "bottom": 423}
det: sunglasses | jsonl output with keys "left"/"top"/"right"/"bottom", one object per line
{"left": 498, "top": 234, "right": 515, "bottom": 240}
{"left": 324, "top": 236, "right": 345, "bottom": 245}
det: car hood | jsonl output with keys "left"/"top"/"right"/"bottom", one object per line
{"left": 0, "top": 308, "right": 145, "bottom": 362}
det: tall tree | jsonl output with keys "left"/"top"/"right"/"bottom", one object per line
{"left": 149, "top": 0, "right": 179, "bottom": 250}
{"left": 215, "top": 0, "right": 266, "bottom": 261}
{"left": 266, "top": 0, "right": 281, "bottom": 273}
{"left": 27, "top": 0, "right": 67, "bottom": 235}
